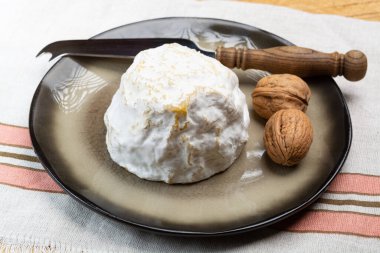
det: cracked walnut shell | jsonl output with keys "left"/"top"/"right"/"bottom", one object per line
{"left": 252, "top": 74, "right": 311, "bottom": 119}
{"left": 264, "top": 109, "right": 313, "bottom": 166}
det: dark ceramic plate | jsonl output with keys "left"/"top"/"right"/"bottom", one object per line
{"left": 29, "top": 17, "right": 351, "bottom": 236}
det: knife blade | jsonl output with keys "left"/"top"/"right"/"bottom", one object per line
{"left": 37, "top": 38, "right": 215, "bottom": 61}
{"left": 37, "top": 38, "right": 367, "bottom": 81}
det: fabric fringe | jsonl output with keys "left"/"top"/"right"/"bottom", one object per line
{"left": 0, "top": 241, "right": 74, "bottom": 253}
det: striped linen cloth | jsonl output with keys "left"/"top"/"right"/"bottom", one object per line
{"left": 0, "top": 0, "right": 379, "bottom": 252}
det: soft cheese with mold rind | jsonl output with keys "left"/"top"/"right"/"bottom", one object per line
{"left": 104, "top": 43, "right": 249, "bottom": 184}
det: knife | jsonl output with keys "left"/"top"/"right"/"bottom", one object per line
{"left": 37, "top": 38, "right": 367, "bottom": 81}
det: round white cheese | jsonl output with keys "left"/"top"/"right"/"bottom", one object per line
{"left": 104, "top": 43, "right": 249, "bottom": 184}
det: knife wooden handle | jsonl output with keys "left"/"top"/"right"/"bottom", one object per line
{"left": 216, "top": 46, "right": 367, "bottom": 81}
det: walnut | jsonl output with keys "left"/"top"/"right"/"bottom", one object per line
{"left": 264, "top": 109, "right": 313, "bottom": 166}
{"left": 252, "top": 74, "right": 311, "bottom": 119}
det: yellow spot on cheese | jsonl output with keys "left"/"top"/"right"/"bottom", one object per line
{"left": 166, "top": 99, "right": 189, "bottom": 131}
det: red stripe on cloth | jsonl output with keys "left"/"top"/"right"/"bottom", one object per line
{"left": 0, "top": 124, "right": 32, "bottom": 148}
{"left": 328, "top": 173, "right": 380, "bottom": 195}
{"left": 0, "top": 163, "right": 63, "bottom": 193}
{"left": 275, "top": 210, "right": 380, "bottom": 238}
